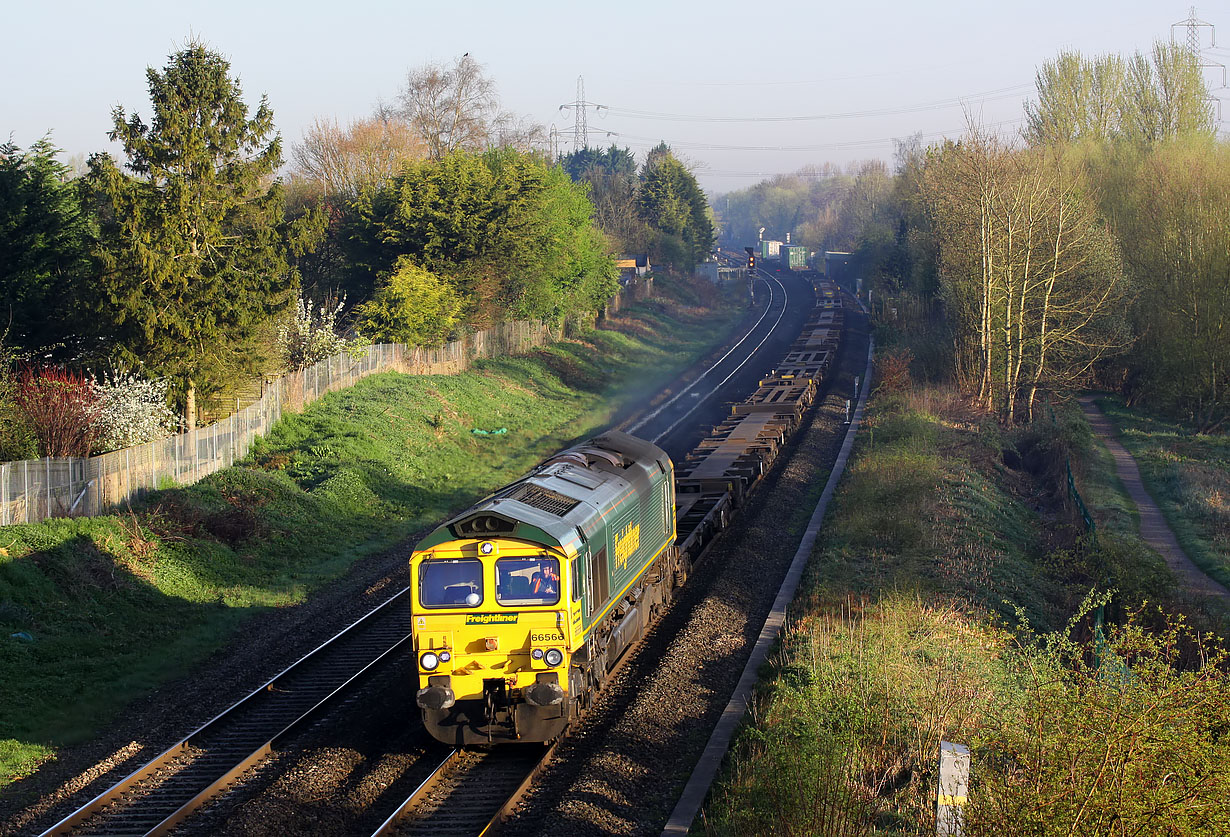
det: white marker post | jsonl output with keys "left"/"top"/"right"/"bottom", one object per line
{"left": 844, "top": 399, "right": 852, "bottom": 424}
{"left": 937, "top": 741, "right": 970, "bottom": 836}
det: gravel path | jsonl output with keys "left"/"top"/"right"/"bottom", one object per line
{"left": 1078, "top": 396, "right": 1229, "bottom": 600}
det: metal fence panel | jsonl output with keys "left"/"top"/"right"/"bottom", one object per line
{"left": 0, "top": 315, "right": 586, "bottom": 526}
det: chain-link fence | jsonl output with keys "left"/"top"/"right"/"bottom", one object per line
{"left": 1, "top": 318, "right": 565, "bottom": 525}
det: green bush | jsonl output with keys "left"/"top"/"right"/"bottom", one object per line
{"left": 705, "top": 598, "right": 1011, "bottom": 837}
{"left": 0, "top": 400, "right": 37, "bottom": 461}
{"left": 356, "top": 257, "right": 463, "bottom": 347}
{"left": 1040, "top": 534, "right": 1176, "bottom": 607}
{"left": 968, "top": 603, "right": 1230, "bottom": 836}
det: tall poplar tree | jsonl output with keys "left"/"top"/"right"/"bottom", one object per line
{"left": 86, "top": 42, "right": 295, "bottom": 427}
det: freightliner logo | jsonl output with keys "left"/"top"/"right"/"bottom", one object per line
{"left": 466, "top": 613, "right": 519, "bottom": 625}
{"left": 614, "top": 522, "right": 641, "bottom": 570}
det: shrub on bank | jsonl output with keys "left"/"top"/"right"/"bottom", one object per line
{"left": 968, "top": 603, "right": 1230, "bottom": 836}
{"left": 705, "top": 597, "right": 1230, "bottom": 837}
{"left": 703, "top": 384, "right": 1230, "bottom": 835}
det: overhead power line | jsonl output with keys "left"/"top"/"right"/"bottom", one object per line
{"left": 646, "top": 59, "right": 971, "bottom": 87}
{"left": 580, "top": 84, "right": 1032, "bottom": 124}
{"left": 1173, "top": 5, "right": 1216, "bottom": 53}
{"left": 598, "top": 119, "right": 1026, "bottom": 153}
{"left": 1171, "top": 7, "right": 1227, "bottom": 117}
{"left": 557, "top": 76, "right": 605, "bottom": 151}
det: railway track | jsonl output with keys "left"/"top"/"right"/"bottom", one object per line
{"left": 628, "top": 268, "right": 791, "bottom": 450}
{"left": 375, "top": 274, "right": 821, "bottom": 836}
{"left": 372, "top": 745, "right": 549, "bottom": 837}
{"left": 29, "top": 271, "right": 814, "bottom": 836}
{"left": 40, "top": 589, "right": 414, "bottom": 836}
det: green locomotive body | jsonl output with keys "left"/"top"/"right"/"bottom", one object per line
{"left": 410, "top": 431, "right": 682, "bottom": 745}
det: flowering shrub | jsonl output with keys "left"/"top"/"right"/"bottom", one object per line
{"left": 93, "top": 373, "right": 177, "bottom": 451}
{"left": 12, "top": 368, "right": 100, "bottom": 457}
{"left": 275, "top": 295, "right": 366, "bottom": 372}
{"left": 6, "top": 369, "right": 176, "bottom": 459}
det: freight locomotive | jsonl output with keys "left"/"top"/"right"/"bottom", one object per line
{"left": 410, "top": 276, "right": 844, "bottom": 746}
{"left": 410, "top": 431, "right": 686, "bottom": 745}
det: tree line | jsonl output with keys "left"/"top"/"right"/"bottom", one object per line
{"left": 1, "top": 45, "right": 713, "bottom": 456}
{"left": 717, "top": 41, "right": 1225, "bottom": 431}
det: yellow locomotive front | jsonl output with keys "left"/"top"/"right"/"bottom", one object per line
{"left": 411, "top": 536, "right": 580, "bottom": 745}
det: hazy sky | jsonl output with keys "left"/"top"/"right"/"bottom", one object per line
{"left": 4, "top": 1, "right": 1226, "bottom": 193}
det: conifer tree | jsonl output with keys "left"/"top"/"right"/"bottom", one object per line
{"left": 0, "top": 137, "right": 94, "bottom": 353}
{"left": 86, "top": 42, "right": 295, "bottom": 427}
{"left": 637, "top": 148, "right": 714, "bottom": 272}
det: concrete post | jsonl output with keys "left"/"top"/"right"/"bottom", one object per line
{"left": 937, "top": 741, "right": 970, "bottom": 836}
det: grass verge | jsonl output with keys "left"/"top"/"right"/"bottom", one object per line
{"left": 699, "top": 378, "right": 1230, "bottom": 836}
{"left": 0, "top": 275, "right": 744, "bottom": 786}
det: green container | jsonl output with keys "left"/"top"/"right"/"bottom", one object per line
{"left": 781, "top": 245, "right": 808, "bottom": 270}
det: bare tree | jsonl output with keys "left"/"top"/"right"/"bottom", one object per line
{"left": 489, "top": 111, "right": 549, "bottom": 154}
{"left": 292, "top": 116, "right": 427, "bottom": 198}
{"left": 921, "top": 131, "right": 1125, "bottom": 422}
{"left": 396, "top": 55, "right": 500, "bottom": 159}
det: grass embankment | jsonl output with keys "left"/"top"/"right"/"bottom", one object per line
{"left": 0, "top": 276, "right": 743, "bottom": 785}
{"left": 700, "top": 375, "right": 1230, "bottom": 836}
{"left": 1091, "top": 395, "right": 1230, "bottom": 589}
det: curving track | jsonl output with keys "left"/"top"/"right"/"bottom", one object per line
{"left": 630, "top": 267, "right": 815, "bottom": 460}
{"left": 26, "top": 269, "right": 819, "bottom": 837}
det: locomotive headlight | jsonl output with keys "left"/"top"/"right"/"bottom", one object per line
{"left": 544, "top": 648, "right": 564, "bottom": 667}
{"left": 531, "top": 648, "right": 545, "bottom": 660}
{"left": 420, "top": 652, "right": 440, "bottom": 671}
{"left": 438, "top": 650, "right": 451, "bottom": 663}
{"left": 479, "top": 541, "right": 495, "bottom": 555}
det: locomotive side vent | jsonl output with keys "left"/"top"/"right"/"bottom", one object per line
{"left": 510, "top": 483, "right": 580, "bottom": 517}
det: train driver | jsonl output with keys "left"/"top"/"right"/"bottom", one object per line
{"left": 530, "top": 562, "right": 559, "bottom": 596}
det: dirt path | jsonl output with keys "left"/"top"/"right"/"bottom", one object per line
{"left": 1078, "top": 396, "right": 1229, "bottom": 600}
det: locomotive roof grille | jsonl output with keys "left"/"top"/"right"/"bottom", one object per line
{"left": 510, "top": 483, "right": 581, "bottom": 517}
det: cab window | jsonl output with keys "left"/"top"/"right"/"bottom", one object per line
{"left": 495, "top": 557, "right": 561, "bottom": 606}
{"left": 419, "top": 559, "right": 483, "bottom": 608}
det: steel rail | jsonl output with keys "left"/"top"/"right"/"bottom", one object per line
{"left": 369, "top": 744, "right": 553, "bottom": 837}
{"left": 370, "top": 749, "right": 462, "bottom": 836}
{"left": 370, "top": 492, "right": 743, "bottom": 837}
{"left": 371, "top": 269, "right": 820, "bottom": 837}
{"left": 627, "top": 272, "right": 778, "bottom": 434}
{"left": 650, "top": 269, "right": 790, "bottom": 443}
{"left": 41, "top": 588, "right": 414, "bottom": 836}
